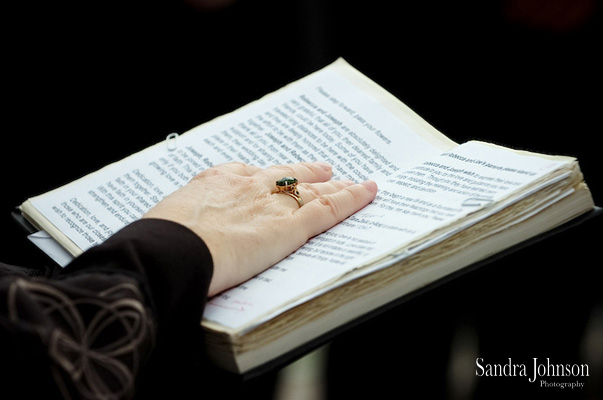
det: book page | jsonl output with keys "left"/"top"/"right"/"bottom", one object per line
{"left": 25, "top": 60, "right": 453, "bottom": 256}
{"left": 204, "top": 141, "right": 571, "bottom": 330}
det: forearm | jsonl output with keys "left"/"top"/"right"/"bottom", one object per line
{"left": 0, "top": 219, "right": 214, "bottom": 399}
{"left": 64, "top": 218, "right": 214, "bottom": 333}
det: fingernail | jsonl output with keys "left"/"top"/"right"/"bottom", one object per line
{"left": 361, "top": 180, "right": 378, "bottom": 192}
{"left": 316, "top": 162, "right": 332, "bottom": 172}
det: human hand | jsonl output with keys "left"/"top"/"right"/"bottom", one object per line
{"left": 143, "top": 161, "right": 377, "bottom": 296}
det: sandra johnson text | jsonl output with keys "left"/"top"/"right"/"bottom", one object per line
{"left": 476, "top": 358, "right": 589, "bottom": 383}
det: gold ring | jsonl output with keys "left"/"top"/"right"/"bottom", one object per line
{"left": 276, "top": 177, "right": 304, "bottom": 208}
{"left": 279, "top": 191, "right": 304, "bottom": 207}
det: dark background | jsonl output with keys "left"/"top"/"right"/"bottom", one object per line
{"left": 2, "top": 0, "right": 601, "bottom": 398}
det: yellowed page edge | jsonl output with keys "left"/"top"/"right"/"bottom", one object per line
{"left": 20, "top": 200, "right": 83, "bottom": 257}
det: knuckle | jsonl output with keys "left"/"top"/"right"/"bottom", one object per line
{"left": 227, "top": 161, "right": 249, "bottom": 169}
{"left": 274, "top": 165, "right": 296, "bottom": 176}
{"left": 193, "top": 167, "right": 221, "bottom": 180}
{"left": 301, "top": 162, "right": 322, "bottom": 176}
{"left": 317, "top": 195, "right": 341, "bottom": 217}
{"left": 300, "top": 184, "right": 320, "bottom": 198}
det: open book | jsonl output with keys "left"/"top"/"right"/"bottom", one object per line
{"left": 20, "top": 59, "right": 595, "bottom": 375}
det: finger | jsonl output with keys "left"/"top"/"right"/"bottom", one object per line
{"left": 294, "top": 180, "right": 378, "bottom": 238}
{"left": 273, "top": 180, "right": 356, "bottom": 208}
{"left": 299, "top": 180, "right": 357, "bottom": 200}
{"left": 211, "top": 162, "right": 262, "bottom": 176}
{"left": 259, "top": 162, "right": 333, "bottom": 189}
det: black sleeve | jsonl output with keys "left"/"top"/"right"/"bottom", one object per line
{"left": 0, "top": 218, "right": 213, "bottom": 400}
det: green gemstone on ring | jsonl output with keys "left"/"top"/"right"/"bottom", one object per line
{"left": 276, "top": 177, "right": 298, "bottom": 187}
